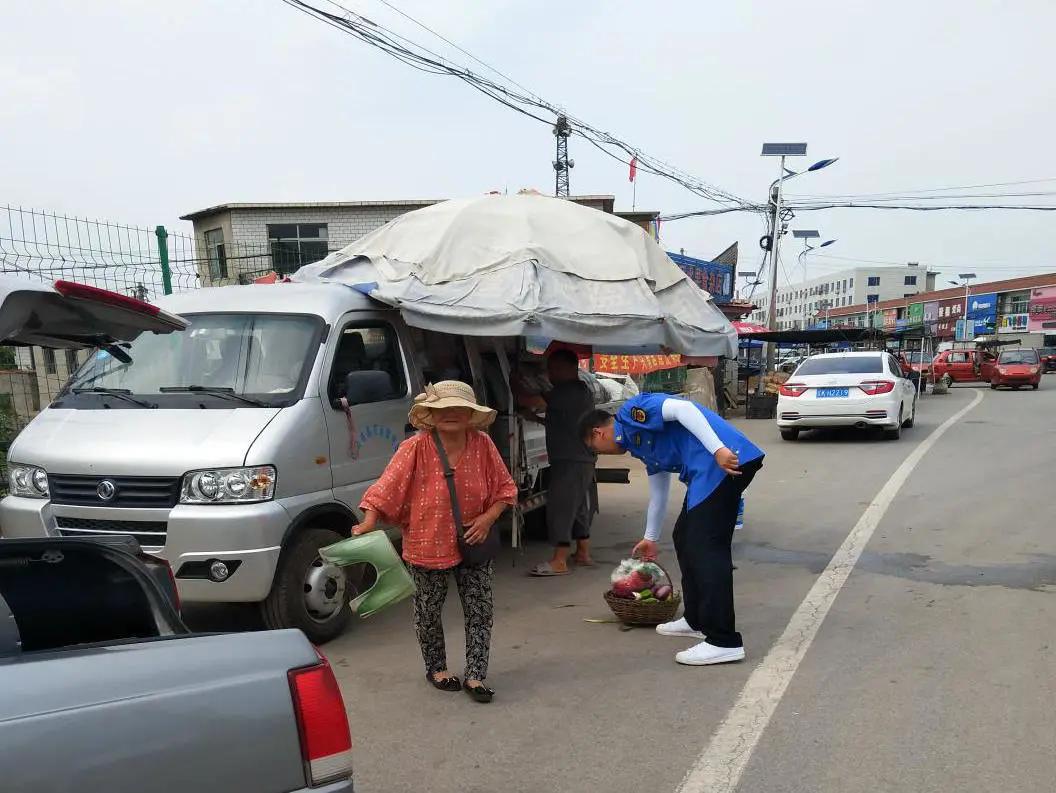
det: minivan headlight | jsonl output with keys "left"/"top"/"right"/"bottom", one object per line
{"left": 180, "top": 466, "right": 276, "bottom": 504}
{"left": 9, "top": 464, "right": 50, "bottom": 499}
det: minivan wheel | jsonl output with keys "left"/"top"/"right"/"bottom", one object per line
{"left": 780, "top": 428, "right": 800, "bottom": 441}
{"left": 262, "top": 528, "right": 354, "bottom": 644}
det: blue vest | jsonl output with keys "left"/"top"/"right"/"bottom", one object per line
{"left": 615, "top": 393, "right": 764, "bottom": 510}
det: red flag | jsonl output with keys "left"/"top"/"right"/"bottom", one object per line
{"left": 629, "top": 156, "right": 637, "bottom": 182}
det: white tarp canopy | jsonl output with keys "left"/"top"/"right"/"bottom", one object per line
{"left": 293, "top": 194, "right": 738, "bottom": 358}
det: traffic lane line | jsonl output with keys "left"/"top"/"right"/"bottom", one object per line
{"left": 676, "top": 388, "right": 986, "bottom": 793}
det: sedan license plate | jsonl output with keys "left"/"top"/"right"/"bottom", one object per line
{"left": 816, "top": 387, "right": 849, "bottom": 398}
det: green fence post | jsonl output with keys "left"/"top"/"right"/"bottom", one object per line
{"left": 155, "top": 225, "right": 173, "bottom": 295}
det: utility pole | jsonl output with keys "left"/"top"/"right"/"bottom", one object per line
{"left": 764, "top": 154, "right": 787, "bottom": 375}
{"left": 949, "top": 273, "right": 977, "bottom": 342}
{"left": 553, "top": 116, "right": 573, "bottom": 197}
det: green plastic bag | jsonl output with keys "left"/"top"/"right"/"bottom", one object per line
{"left": 320, "top": 532, "right": 414, "bottom": 618}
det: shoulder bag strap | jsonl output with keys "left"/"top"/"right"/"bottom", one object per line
{"left": 431, "top": 429, "right": 464, "bottom": 534}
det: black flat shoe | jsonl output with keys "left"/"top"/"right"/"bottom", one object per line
{"left": 427, "top": 673, "right": 462, "bottom": 692}
{"left": 463, "top": 682, "right": 495, "bottom": 703}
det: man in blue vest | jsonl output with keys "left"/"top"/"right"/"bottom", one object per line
{"left": 581, "top": 393, "right": 764, "bottom": 665}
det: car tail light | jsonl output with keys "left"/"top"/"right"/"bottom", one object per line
{"left": 858, "top": 380, "right": 895, "bottom": 395}
{"left": 164, "top": 561, "right": 181, "bottom": 613}
{"left": 779, "top": 382, "right": 808, "bottom": 397}
{"left": 288, "top": 653, "right": 353, "bottom": 786}
{"left": 143, "top": 553, "right": 181, "bottom": 613}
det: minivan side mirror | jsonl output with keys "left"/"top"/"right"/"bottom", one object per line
{"left": 344, "top": 371, "right": 395, "bottom": 406}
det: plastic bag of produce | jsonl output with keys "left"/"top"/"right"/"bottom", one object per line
{"left": 608, "top": 558, "right": 672, "bottom": 601}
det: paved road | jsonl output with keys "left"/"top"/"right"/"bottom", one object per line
{"left": 293, "top": 382, "right": 1056, "bottom": 792}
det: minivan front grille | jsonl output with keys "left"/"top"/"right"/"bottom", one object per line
{"left": 54, "top": 516, "right": 168, "bottom": 547}
{"left": 48, "top": 474, "right": 181, "bottom": 509}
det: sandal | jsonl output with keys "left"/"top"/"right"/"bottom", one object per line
{"left": 463, "top": 681, "right": 495, "bottom": 703}
{"left": 529, "top": 561, "right": 571, "bottom": 577}
{"left": 571, "top": 556, "right": 596, "bottom": 567}
{"left": 426, "top": 673, "right": 462, "bottom": 692}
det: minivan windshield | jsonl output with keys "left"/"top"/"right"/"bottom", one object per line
{"left": 795, "top": 356, "right": 883, "bottom": 375}
{"left": 997, "top": 349, "right": 1039, "bottom": 365}
{"left": 65, "top": 313, "right": 322, "bottom": 407}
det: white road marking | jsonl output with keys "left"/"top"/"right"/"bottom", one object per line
{"left": 677, "top": 389, "right": 985, "bottom": 793}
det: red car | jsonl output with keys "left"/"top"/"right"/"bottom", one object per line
{"left": 931, "top": 349, "right": 997, "bottom": 383}
{"left": 897, "top": 351, "right": 934, "bottom": 383}
{"left": 1038, "top": 347, "right": 1056, "bottom": 372}
{"left": 989, "top": 348, "right": 1042, "bottom": 390}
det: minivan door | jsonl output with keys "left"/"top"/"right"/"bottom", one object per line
{"left": 321, "top": 314, "right": 415, "bottom": 512}
{"left": 945, "top": 351, "right": 972, "bottom": 381}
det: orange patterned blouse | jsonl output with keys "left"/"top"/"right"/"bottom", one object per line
{"left": 360, "top": 431, "right": 518, "bottom": 569}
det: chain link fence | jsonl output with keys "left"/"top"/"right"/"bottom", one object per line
{"left": 0, "top": 205, "right": 281, "bottom": 494}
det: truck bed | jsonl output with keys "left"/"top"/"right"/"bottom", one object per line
{"left": 0, "top": 630, "right": 322, "bottom": 793}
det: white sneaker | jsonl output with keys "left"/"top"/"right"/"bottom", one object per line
{"left": 675, "top": 641, "right": 745, "bottom": 666}
{"left": 655, "top": 617, "right": 704, "bottom": 639}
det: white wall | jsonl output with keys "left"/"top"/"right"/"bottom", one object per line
{"left": 751, "top": 265, "right": 929, "bottom": 329}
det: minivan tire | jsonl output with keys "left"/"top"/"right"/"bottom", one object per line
{"left": 262, "top": 528, "right": 352, "bottom": 644}
{"left": 780, "top": 428, "right": 799, "bottom": 441}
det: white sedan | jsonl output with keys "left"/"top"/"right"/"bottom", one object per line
{"left": 776, "top": 351, "right": 918, "bottom": 441}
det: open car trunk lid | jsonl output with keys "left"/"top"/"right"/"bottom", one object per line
{"left": 0, "top": 538, "right": 318, "bottom": 793}
{"left": 0, "top": 276, "right": 188, "bottom": 348}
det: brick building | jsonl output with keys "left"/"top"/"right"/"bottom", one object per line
{"left": 825, "top": 271, "right": 1056, "bottom": 348}
{"left": 180, "top": 195, "right": 646, "bottom": 287}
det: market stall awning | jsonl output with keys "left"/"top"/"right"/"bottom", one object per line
{"left": 741, "top": 328, "right": 883, "bottom": 344}
{"left": 293, "top": 194, "right": 738, "bottom": 358}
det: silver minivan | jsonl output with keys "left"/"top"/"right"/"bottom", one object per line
{"left": 1, "top": 282, "right": 561, "bottom": 643}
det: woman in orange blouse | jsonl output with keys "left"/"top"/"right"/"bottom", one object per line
{"left": 354, "top": 381, "right": 517, "bottom": 703}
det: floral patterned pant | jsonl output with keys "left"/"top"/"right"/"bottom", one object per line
{"left": 409, "top": 561, "right": 494, "bottom": 681}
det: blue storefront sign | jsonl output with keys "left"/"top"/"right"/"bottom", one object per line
{"left": 966, "top": 292, "right": 997, "bottom": 336}
{"left": 667, "top": 251, "right": 734, "bottom": 302}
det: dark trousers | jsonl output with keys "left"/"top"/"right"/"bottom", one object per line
{"left": 409, "top": 562, "right": 494, "bottom": 681}
{"left": 546, "top": 460, "right": 596, "bottom": 547}
{"left": 672, "top": 459, "right": 762, "bottom": 648}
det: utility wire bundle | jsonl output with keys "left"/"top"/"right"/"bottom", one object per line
{"left": 280, "top": 0, "right": 755, "bottom": 209}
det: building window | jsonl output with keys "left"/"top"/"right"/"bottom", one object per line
{"left": 867, "top": 294, "right": 879, "bottom": 304}
{"left": 1005, "top": 293, "right": 1029, "bottom": 313}
{"left": 204, "top": 228, "right": 227, "bottom": 280}
{"left": 849, "top": 277, "right": 854, "bottom": 287}
{"left": 42, "top": 348, "right": 57, "bottom": 375}
{"left": 904, "top": 275, "right": 917, "bottom": 285}
{"left": 268, "top": 223, "right": 329, "bottom": 274}
{"left": 842, "top": 279, "right": 848, "bottom": 290}
{"left": 867, "top": 276, "right": 880, "bottom": 286}
{"left": 65, "top": 349, "right": 79, "bottom": 375}
{"left": 904, "top": 293, "right": 915, "bottom": 298}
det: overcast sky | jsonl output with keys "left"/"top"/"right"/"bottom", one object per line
{"left": 4, "top": 0, "right": 1055, "bottom": 290}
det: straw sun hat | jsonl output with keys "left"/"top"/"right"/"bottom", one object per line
{"left": 408, "top": 381, "right": 497, "bottom": 431}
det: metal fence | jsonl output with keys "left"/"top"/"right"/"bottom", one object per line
{"left": 0, "top": 205, "right": 278, "bottom": 495}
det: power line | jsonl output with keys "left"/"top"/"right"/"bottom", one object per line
{"left": 785, "top": 202, "right": 1056, "bottom": 213}
{"left": 786, "top": 176, "right": 1056, "bottom": 201}
{"left": 281, "top": 0, "right": 754, "bottom": 208}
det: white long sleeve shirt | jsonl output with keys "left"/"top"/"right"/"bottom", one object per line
{"left": 642, "top": 398, "right": 726, "bottom": 541}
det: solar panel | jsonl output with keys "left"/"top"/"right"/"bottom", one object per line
{"left": 761, "top": 143, "right": 808, "bottom": 157}
{"left": 792, "top": 230, "right": 820, "bottom": 239}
